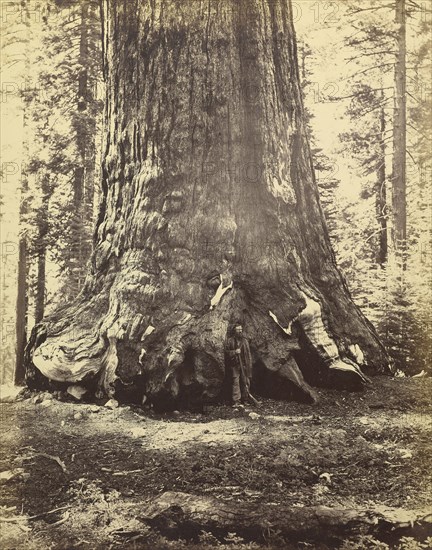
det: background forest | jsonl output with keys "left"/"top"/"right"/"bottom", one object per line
{"left": 0, "top": 0, "right": 431, "bottom": 384}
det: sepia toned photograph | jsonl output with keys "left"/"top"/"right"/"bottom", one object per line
{"left": 0, "top": 0, "right": 431, "bottom": 548}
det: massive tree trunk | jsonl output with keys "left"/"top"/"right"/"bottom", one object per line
{"left": 26, "top": 0, "right": 389, "bottom": 408}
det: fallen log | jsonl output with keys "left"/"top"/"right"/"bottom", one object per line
{"left": 139, "top": 491, "right": 432, "bottom": 545}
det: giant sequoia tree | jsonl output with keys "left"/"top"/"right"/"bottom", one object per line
{"left": 26, "top": 0, "right": 389, "bottom": 408}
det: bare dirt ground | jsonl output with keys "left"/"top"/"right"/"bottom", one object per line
{"left": 0, "top": 376, "right": 431, "bottom": 549}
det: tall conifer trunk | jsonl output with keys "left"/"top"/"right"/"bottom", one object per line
{"left": 14, "top": 131, "right": 29, "bottom": 384}
{"left": 391, "top": 0, "right": 407, "bottom": 268}
{"left": 15, "top": 3, "right": 32, "bottom": 384}
{"left": 71, "top": 1, "right": 90, "bottom": 295}
{"left": 377, "top": 99, "right": 388, "bottom": 266}
{"left": 34, "top": 175, "right": 49, "bottom": 324}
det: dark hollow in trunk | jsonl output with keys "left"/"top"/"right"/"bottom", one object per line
{"left": 25, "top": 0, "right": 389, "bottom": 408}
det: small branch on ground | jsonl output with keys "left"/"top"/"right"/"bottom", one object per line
{"left": 34, "top": 453, "right": 68, "bottom": 473}
{"left": 0, "top": 505, "right": 71, "bottom": 523}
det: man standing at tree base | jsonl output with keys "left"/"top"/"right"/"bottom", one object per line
{"left": 225, "top": 323, "right": 255, "bottom": 407}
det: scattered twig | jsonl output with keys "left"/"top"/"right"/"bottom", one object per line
{"left": 0, "top": 468, "right": 27, "bottom": 483}
{"left": 35, "top": 453, "right": 68, "bottom": 473}
{"left": 0, "top": 505, "right": 70, "bottom": 523}
{"left": 1, "top": 516, "right": 30, "bottom": 524}
{"left": 1, "top": 506, "right": 16, "bottom": 513}
{"left": 112, "top": 469, "right": 143, "bottom": 476}
{"left": 45, "top": 511, "right": 70, "bottom": 528}
{"left": 110, "top": 528, "right": 142, "bottom": 537}
{"left": 30, "top": 505, "right": 70, "bottom": 519}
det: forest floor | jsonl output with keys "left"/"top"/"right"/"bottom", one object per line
{"left": 0, "top": 376, "right": 431, "bottom": 549}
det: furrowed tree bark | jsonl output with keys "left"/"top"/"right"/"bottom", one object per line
{"left": 25, "top": 0, "right": 389, "bottom": 407}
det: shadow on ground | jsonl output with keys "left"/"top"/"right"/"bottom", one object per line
{"left": 0, "top": 377, "right": 431, "bottom": 549}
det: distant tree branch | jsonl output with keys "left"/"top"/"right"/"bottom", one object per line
{"left": 407, "top": 123, "right": 431, "bottom": 141}
{"left": 406, "top": 91, "right": 424, "bottom": 104}
{"left": 335, "top": 87, "right": 393, "bottom": 100}
{"left": 357, "top": 97, "right": 393, "bottom": 117}
{"left": 2, "top": 60, "right": 21, "bottom": 70}
{"left": 406, "top": 149, "right": 419, "bottom": 166}
{"left": 1, "top": 29, "right": 27, "bottom": 38}
{"left": 345, "top": 63, "right": 394, "bottom": 80}
{"left": 346, "top": 51, "right": 396, "bottom": 63}
{"left": 346, "top": 34, "right": 393, "bottom": 49}
{"left": 406, "top": 74, "right": 426, "bottom": 84}
{"left": 348, "top": 3, "right": 394, "bottom": 15}
{"left": 63, "top": 18, "right": 82, "bottom": 26}
{"left": 363, "top": 228, "right": 387, "bottom": 247}
{"left": 407, "top": 0, "right": 432, "bottom": 12}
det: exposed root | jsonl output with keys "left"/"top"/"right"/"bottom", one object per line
{"left": 297, "top": 291, "right": 370, "bottom": 387}
{"left": 26, "top": 284, "right": 378, "bottom": 408}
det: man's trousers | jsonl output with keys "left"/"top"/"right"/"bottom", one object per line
{"left": 231, "top": 363, "right": 250, "bottom": 404}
